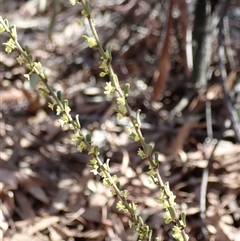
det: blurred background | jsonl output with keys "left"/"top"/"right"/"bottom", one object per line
{"left": 1, "top": 0, "right": 240, "bottom": 240}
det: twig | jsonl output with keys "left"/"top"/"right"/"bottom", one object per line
{"left": 200, "top": 139, "right": 219, "bottom": 240}
{"left": 200, "top": 95, "right": 215, "bottom": 239}
{"left": 205, "top": 100, "right": 213, "bottom": 140}
{"left": 217, "top": 1, "right": 240, "bottom": 143}
{"left": 223, "top": 17, "right": 236, "bottom": 71}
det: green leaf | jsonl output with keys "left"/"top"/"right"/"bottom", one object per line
{"left": 180, "top": 212, "right": 187, "bottom": 227}
{"left": 110, "top": 73, "right": 119, "bottom": 88}
{"left": 75, "top": 114, "right": 81, "bottom": 128}
{"left": 164, "top": 182, "right": 171, "bottom": 196}
{"left": 29, "top": 73, "right": 40, "bottom": 88}
{"left": 145, "top": 144, "right": 153, "bottom": 157}
{"left": 136, "top": 109, "right": 141, "bottom": 127}
{"left": 124, "top": 83, "right": 130, "bottom": 97}
{"left": 86, "top": 133, "right": 91, "bottom": 143}
{"left": 57, "top": 90, "right": 62, "bottom": 101}
{"left": 168, "top": 206, "right": 176, "bottom": 220}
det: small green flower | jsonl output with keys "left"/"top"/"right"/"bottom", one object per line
{"left": 26, "top": 63, "right": 32, "bottom": 69}
{"left": 87, "top": 158, "right": 99, "bottom": 170}
{"left": 90, "top": 158, "right": 97, "bottom": 166}
{"left": 147, "top": 168, "right": 156, "bottom": 176}
{"left": 99, "top": 170, "right": 107, "bottom": 178}
{"left": 77, "top": 141, "right": 87, "bottom": 152}
{"left": 99, "top": 71, "right": 106, "bottom": 77}
{"left": 110, "top": 187, "right": 117, "bottom": 196}
{"left": 59, "top": 118, "right": 65, "bottom": 127}
{"left": 48, "top": 102, "right": 56, "bottom": 111}
{"left": 112, "top": 175, "right": 119, "bottom": 184}
{"left": 162, "top": 200, "right": 169, "bottom": 209}
{"left": 116, "top": 97, "right": 125, "bottom": 105}
{"left": 172, "top": 226, "right": 184, "bottom": 241}
{"left": 128, "top": 220, "right": 136, "bottom": 228}
{"left": 56, "top": 106, "right": 62, "bottom": 115}
{"left": 104, "top": 81, "right": 115, "bottom": 97}
{"left": 72, "top": 137, "right": 79, "bottom": 146}
{"left": 64, "top": 105, "right": 71, "bottom": 115}
{"left": 59, "top": 114, "right": 69, "bottom": 127}
{"left": 69, "top": 0, "right": 76, "bottom": 5}
{"left": 116, "top": 200, "right": 127, "bottom": 213}
{"left": 99, "top": 58, "right": 108, "bottom": 70}
{"left": 81, "top": 9, "right": 88, "bottom": 17}
{"left": 120, "top": 190, "right": 129, "bottom": 199}
{"left": 69, "top": 123, "right": 75, "bottom": 130}
{"left": 62, "top": 99, "right": 71, "bottom": 115}
{"left": 163, "top": 211, "right": 172, "bottom": 224}
{"left": 138, "top": 148, "right": 146, "bottom": 159}
{"left": 16, "top": 55, "right": 25, "bottom": 65}
{"left": 3, "top": 38, "right": 16, "bottom": 53}
{"left": 90, "top": 168, "right": 99, "bottom": 175}
{"left": 82, "top": 35, "right": 97, "bottom": 48}
{"left": 34, "top": 61, "right": 42, "bottom": 69}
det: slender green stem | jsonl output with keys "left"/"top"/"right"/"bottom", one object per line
{"left": 88, "top": 16, "right": 106, "bottom": 57}
{"left": 80, "top": 3, "right": 189, "bottom": 240}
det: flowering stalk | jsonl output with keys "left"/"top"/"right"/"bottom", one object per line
{"left": 0, "top": 16, "right": 158, "bottom": 241}
{"left": 1, "top": 0, "right": 189, "bottom": 238}
{"left": 75, "top": 1, "right": 189, "bottom": 240}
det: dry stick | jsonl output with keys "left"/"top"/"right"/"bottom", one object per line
{"left": 205, "top": 101, "right": 213, "bottom": 141}
{"left": 200, "top": 139, "right": 219, "bottom": 240}
{"left": 200, "top": 99, "right": 214, "bottom": 240}
{"left": 223, "top": 17, "right": 237, "bottom": 71}
{"left": 1, "top": 203, "right": 17, "bottom": 235}
{"left": 200, "top": 2, "right": 240, "bottom": 238}
{"left": 176, "top": 0, "right": 192, "bottom": 78}
{"left": 217, "top": 1, "right": 240, "bottom": 143}
{"left": 170, "top": 1, "right": 219, "bottom": 117}
{"left": 151, "top": 0, "right": 173, "bottom": 101}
